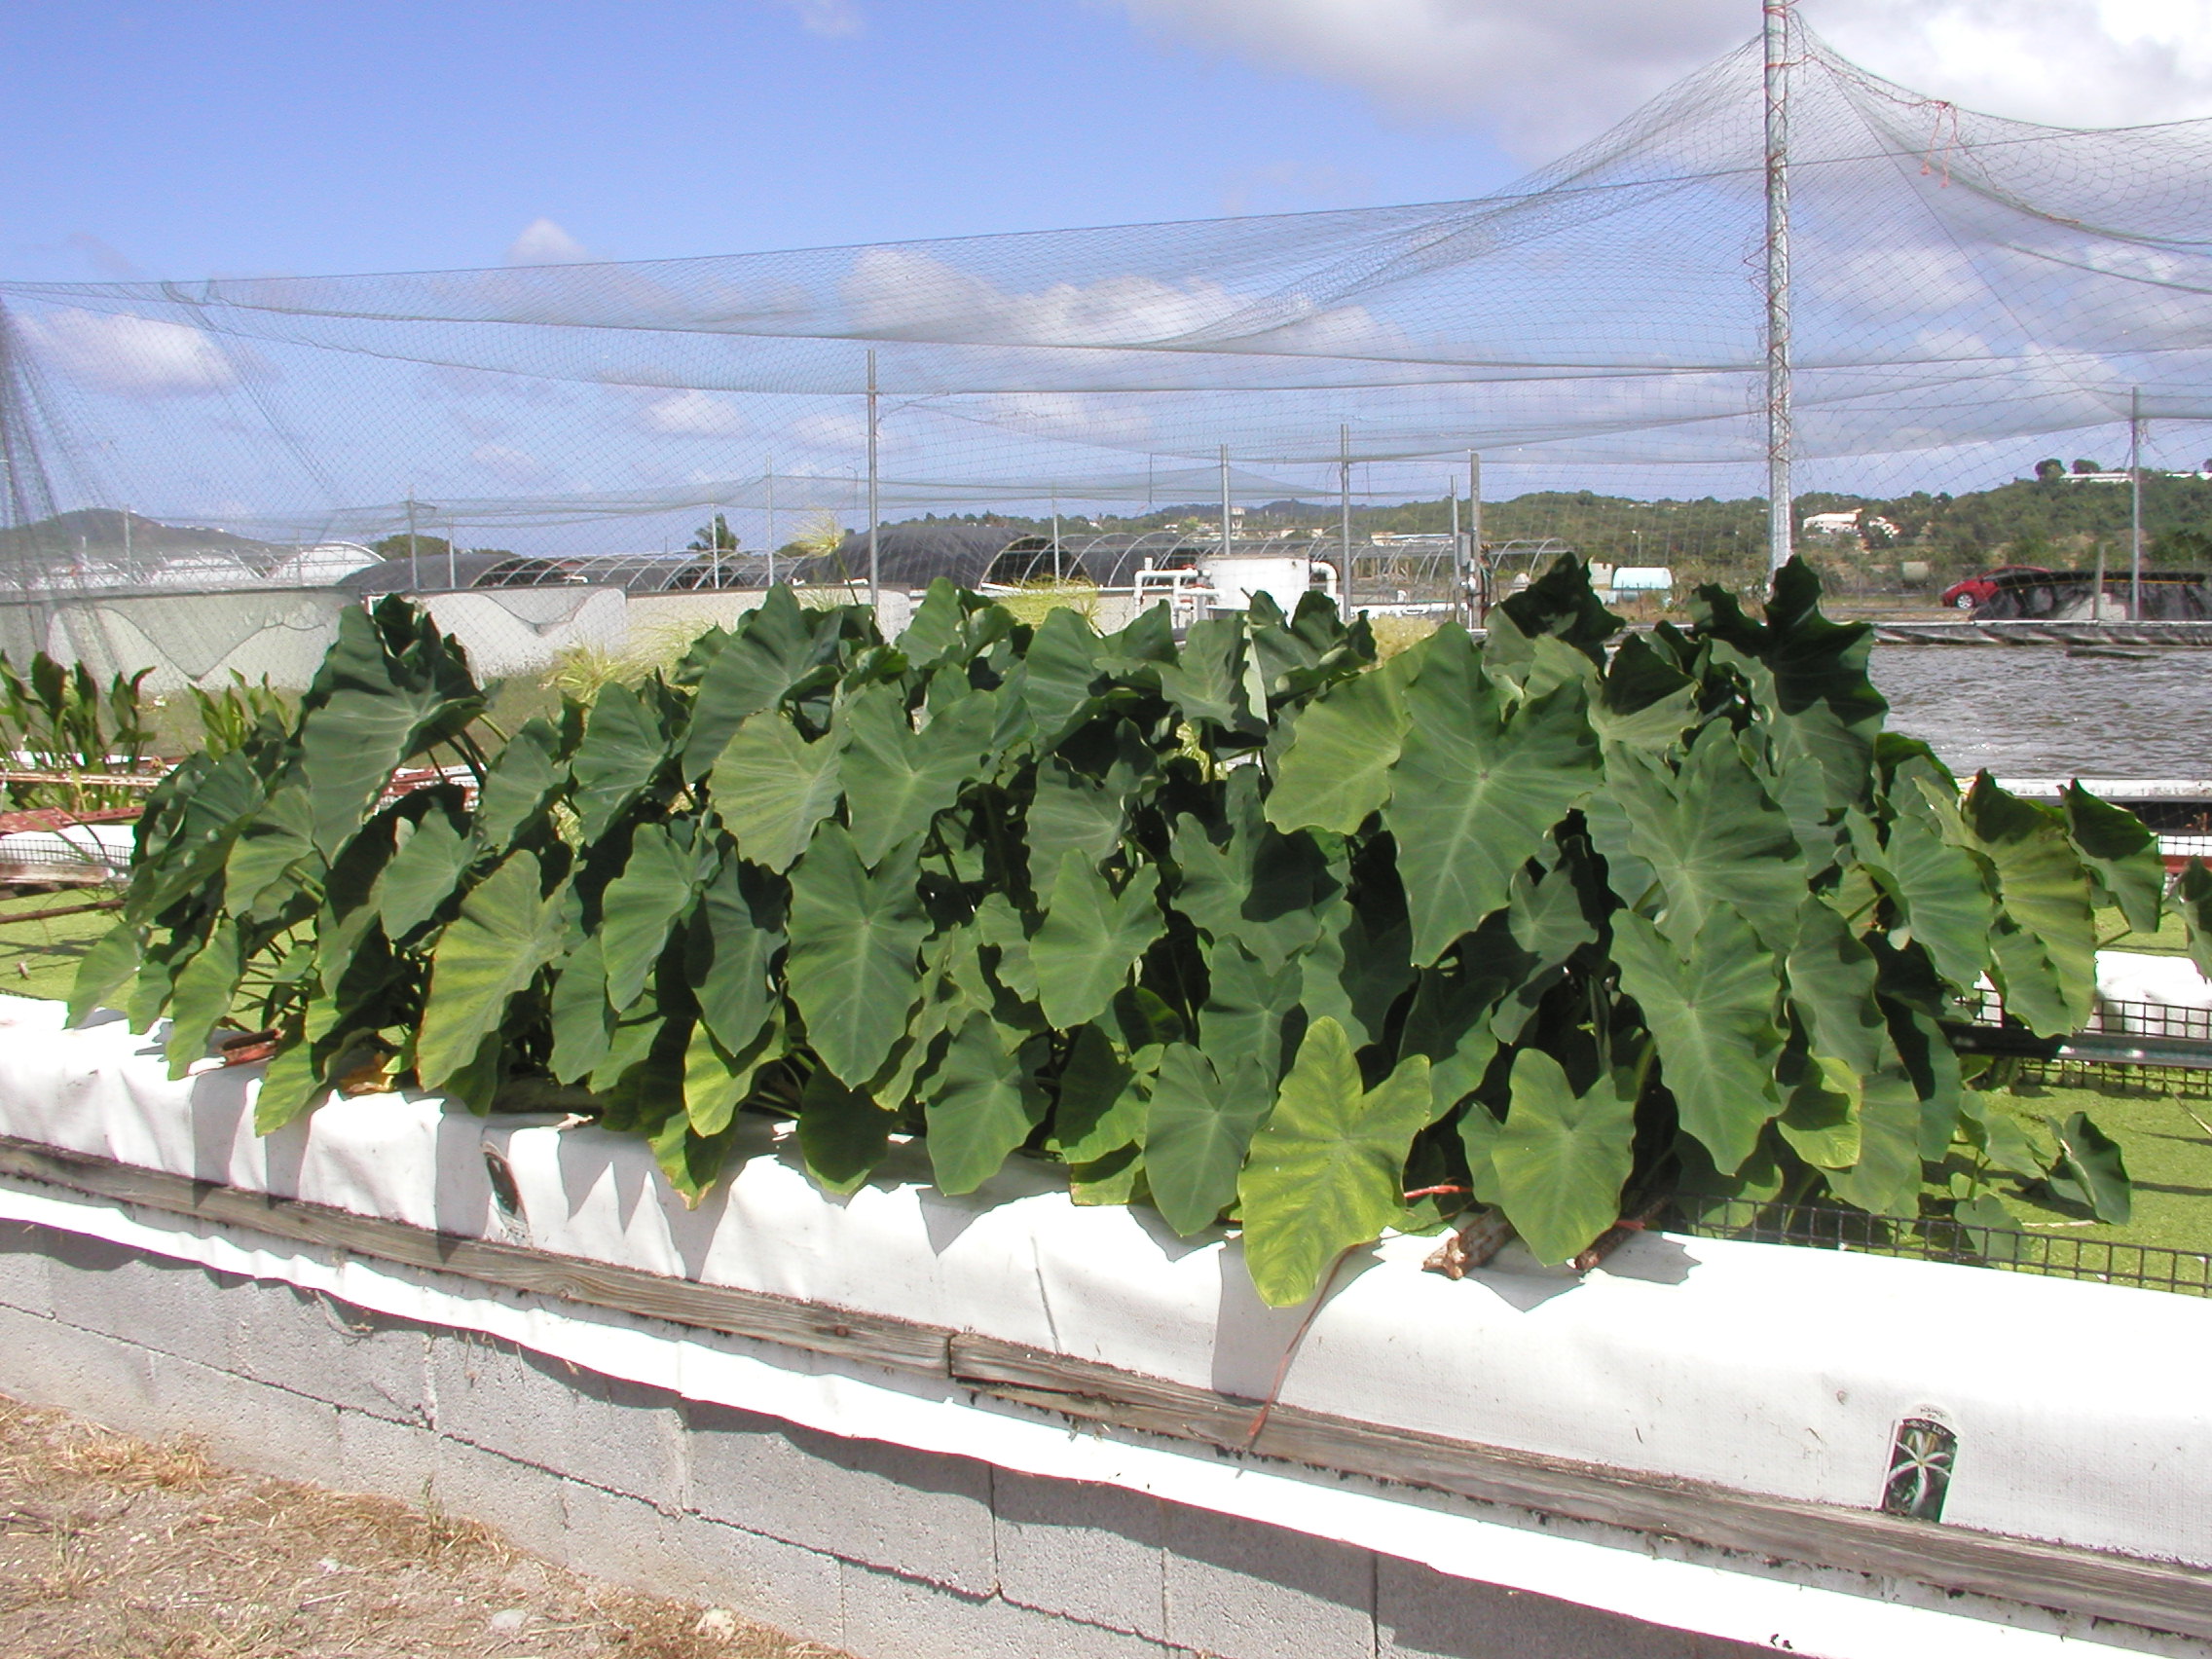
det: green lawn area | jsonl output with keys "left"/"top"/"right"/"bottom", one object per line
{"left": 0, "top": 888, "right": 123, "bottom": 1005}
{"left": 1977, "top": 1075, "right": 2212, "bottom": 1260}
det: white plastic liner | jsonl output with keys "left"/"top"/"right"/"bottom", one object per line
{"left": 2098, "top": 949, "right": 2212, "bottom": 1014}
{"left": 0, "top": 996, "right": 2205, "bottom": 1659}
{"left": 0, "top": 823, "right": 134, "bottom": 877}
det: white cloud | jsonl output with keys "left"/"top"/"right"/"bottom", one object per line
{"left": 766, "top": 0, "right": 862, "bottom": 38}
{"left": 641, "top": 389, "right": 752, "bottom": 437}
{"left": 470, "top": 443, "right": 545, "bottom": 483}
{"left": 20, "top": 307, "right": 238, "bottom": 396}
{"left": 505, "top": 218, "right": 592, "bottom": 266}
{"left": 1112, "top": 0, "right": 2212, "bottom": 158}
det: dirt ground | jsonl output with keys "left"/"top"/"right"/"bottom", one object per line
{"left": 0, "top": 1393, "right": 847, "bottom": 1659}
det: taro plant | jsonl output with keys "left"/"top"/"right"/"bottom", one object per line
{"left": 72, "top": 564, "right": 2190, "bottom": 1304}
{"left": 0, "top": 650, "right": 156, "bottom": 812}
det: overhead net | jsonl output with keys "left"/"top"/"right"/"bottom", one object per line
{"left": 0, "top": 24, "right": 2207, "bottom": 594}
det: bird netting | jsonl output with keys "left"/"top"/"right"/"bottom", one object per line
{"left": 0, "top": 22, "right": 2207, "bottom": 583}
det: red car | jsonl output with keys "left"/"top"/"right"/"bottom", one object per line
{"left": 1939, "top": 565, "right": 2050, "bottom": 610}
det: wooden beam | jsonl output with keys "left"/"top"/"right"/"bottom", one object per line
{"left": 4, "top": 1131, "right": 2210, "bottom": 1641}
{"left": 0, "top": 1136, "right": 948, "bottom": 1376}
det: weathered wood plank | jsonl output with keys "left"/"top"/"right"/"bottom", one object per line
{"left": 8, "top": 1131, "right": 2212, "bottom": 1641}
{"left": 952, "top": 1337, "right": 2212, "bottom": 1642}
{"left": 0, "top": 1136, "right": 948, "bottom": 1375}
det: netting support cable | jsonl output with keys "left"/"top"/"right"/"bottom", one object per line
{"left": 866, "top": 349, "right": 880, "bottom": 608}
{"left": 2130, "top": 387, "right": 2145, "bottom": 619}
{"left": 1763, "top": 0, "right": 1795, "bottom": 574}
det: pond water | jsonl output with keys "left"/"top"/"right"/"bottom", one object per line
{"left": 1871, "top": 645, "right": 2212, "bottom": 779}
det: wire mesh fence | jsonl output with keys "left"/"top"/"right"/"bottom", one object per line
{"left": 1669, "top": 1196, "right": 2212, "bottom": 1298}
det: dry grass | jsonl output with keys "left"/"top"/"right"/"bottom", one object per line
{"left": 0, "top": 1394, "right": 842, "bottom": 1659}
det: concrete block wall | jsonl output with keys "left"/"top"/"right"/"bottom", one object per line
{"left": 0, "top": 1219, "right": 1762, "bottom": 1659}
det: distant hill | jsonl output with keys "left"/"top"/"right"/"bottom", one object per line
{"left": 0, "top": 508, "right": 284, "bottom": 562}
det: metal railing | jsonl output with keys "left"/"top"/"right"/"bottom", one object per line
{"left": 1669, "top": 1196, "right": 2212, "bottom": 1297}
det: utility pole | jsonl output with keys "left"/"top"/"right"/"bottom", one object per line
{"left": 1219, "top": 445, "right": 1233, "bottom": 561}
{"left": 1763, "top": 0, "right": 1795, "bottom": 576}
{"left": 1447, "top": 476, "right": 1459, "bottom": 617}
{"left": 866, "top": 349, "right": 880, "bottom": 609}
{"left": 406, "top": 495, "right": 421, "bottom": 593}
{"left": 1051, "top": 484, "right": 1061, "bottom": 581}
{"left": 1466, "top": 451, "right": 1483, "bottom": 625}
{"left": 1339, "top": 424, "right": 1352, "bottom": 590}
{"left": 448, "top": 517, "right": 459, "bottom": 590}
{"left": 2129, "top": 387, "right": 2145, "bottom": 619}
{"left": 765, "top": 461, "right": 777, "bottom": 590}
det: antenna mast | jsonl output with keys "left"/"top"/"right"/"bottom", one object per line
{"left": 1763, "top": 0, "right": 1795, "bottom": 574}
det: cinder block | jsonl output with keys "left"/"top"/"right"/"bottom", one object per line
{"left": 328, "top": 1401, "right": 442, "bottom": 1507}
{"left": 227, "top": 1279, "right": 430, "bottom": 1425}
{"left": 0, "top": 1298, "right": 160, "bottom": 1429}
{"left": 0, "top": 1222, "right": 56, "bottom": 1318}
{"left": 994, "top": 1468, "right": 1166, "bottom": 1638}
{"left": 684, "top": 1400, "right": 996, "bottom": 1595}
{"left": 426, "top": 1330, "right": 685, "bottom": 1508}
{"left": 42, "top": 1235, "right": 242, "bottom": 1378}
{"left": 1162, "top": 1502, "right": 1377, "bottom": 1659}
{"left": 424, "top": 1427, "right": 573, "bottom": 1561}
{"left": 147, "top": 1348, "right": 342, "bottom": 1479}
{"left": 1375, "top": 1555, "right": 1770, "bottom": 1659}
{"left": 839, "top": 1559, "right": 1166, "bottom": 1659}
{"left": 561, "top": 1479, "right": 845, "bottom": 1648}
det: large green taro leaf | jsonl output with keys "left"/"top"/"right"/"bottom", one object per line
{"left": 374, "top": 799, "right": 473, "bottom": 943}
{"left": 68, "top": 922, "right": 144, "bottom": 1026}
{"left": 1493, "top": 1049, "right": 1636, "bottom": 1266}
{"left": 924, "top": 1013, "right": 1048, "bottom": 1195}
{"left": 1021, "top": 606, "right": 1104, "bottom": 745}
{"left": 1033, "top": 853, "right": 1164, "bottom": 1029}
{"left": 785, "top": 824, "right": 928, "bottom": 1086}
{"left": 600, "top": 822, "right": 714, "bottom": 1009}
{"left": 1784, "top": 899, "right": 1889, "bottom": 1078}
{"left": 1875, "top": 774, "right": 1996, "bottom": 991}
{"left": 297, "top": 602, "right": 484, "bottom": 859}
{"left": 417, "top": 851, "right": 570, "bottom": 1092}
{"left": 1170, "top": 769, "right": 1336, "bottom": 971}
{"left": 798, "top": 1069, "right": 896, "bottom": 1196}
{"left": 1051, "top": 1023, "right": 1147, "bottom": 1162}
{"left": 1263, "top": 652, "right": 1412, "bottom": 834}
{"left": 163, "top": 919, "right": 240, "bottom": 1080}
{"left": 1823, "top": 1067, "right": 1923, "bottom": 1218}
{"left": 1961, "top": 775, "right": 2094, "bottom": 1036}
{"left": 2061, "top": 782, "right": 2163, "bottom": 936}
{"left": 710, "top": 710, "right": 844, "bottom": 873}
{"left": 1199, "top": 936, "right": 1304, "bottom": 1083}
{"left": 473, "top": 718, "right": 563, "bottom": 853}
{"left": 840, "top": 682, "right": 994, "bottom": 866}
{"left": 1383, "top": 629, "right": 1599, "bottom": 966}
{"left": 682, "top": 585, "right": 830, "bottom": 779}
{"left": 1237, "top": 1018, "right": 1431, "bottom": 1306}
{"left": 569, "top": 683, "right": 673, "bottom": 844}
{"left": 221, "top": 784, "right": 318, "bottom": 925}
{"left": 1025, "top": 758, "right": 1125, "bottom": 885}
{"left": 1295, "top": 887, "right": 1415, "bottom": 1052}
{"left": 1590, "top": 634, "right": 1698, "bottom": 753}
{"left": 1143, "top": 1042, "right": 1272, "bottom": 1237}
{"left": 1611, "top": 906, "right": 1783, "bottom": 1174}
{"left": 1158, "top": 616, "right": 1260, "bottom": 734}
{"left": 2176, "top": 861, "right": 2212, "bottom": 980}
{"left": 548, "top": 932, "right": 615, "bottom": 1084}
{"left": 690, "top": 856, "right": 785, "bottom": 1058}
{"left": 1588, "top": 723, "right": 1805, "bottom": 953}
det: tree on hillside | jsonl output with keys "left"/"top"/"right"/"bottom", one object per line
{"left": 2035, "top": 459, "right": 2066, "bottom": 482}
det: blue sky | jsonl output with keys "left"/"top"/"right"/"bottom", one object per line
{"left": 0, "top": 2, "right": 1530, "bottom": 283}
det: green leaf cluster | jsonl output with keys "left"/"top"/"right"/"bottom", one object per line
{"left": 84, "top": 569, "right": 2155, "bottom": 1304}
